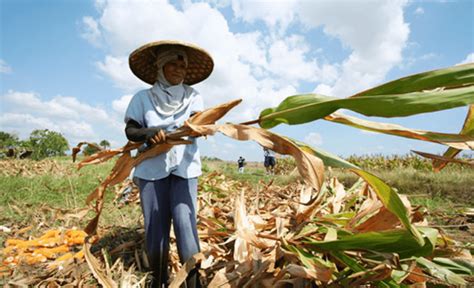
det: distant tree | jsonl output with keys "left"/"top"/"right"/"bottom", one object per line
{"left": 28, "top": 129, "right": 69, "bottom": 160}
{"left": 0, "top": 131, "right": 19, "bottom": 149}
{"left": 83, "top": 143, "right": 102, "bottom": 156}
{"left": 99, "top": 139, "right": 111, "bottom": 150}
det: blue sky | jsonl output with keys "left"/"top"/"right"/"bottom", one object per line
{"left": 1, "top": 0, "right": 473, "bottom": 161}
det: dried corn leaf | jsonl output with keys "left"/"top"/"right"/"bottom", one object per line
{"left": 412, "top": 150, "right": 474, "bottom": 167}
{"left": 72, "top": 141, "right": 103, "bottom": 162}
{"left": 169, "top": 252, "right": 205, "bottom": 288}
{"left": 186, "top": 123, "right": 324, "bottom": 191}
{"left": 354, "top": 207, "right": 401, "bottom": 233}
{"left": 324, "top": 112, "right": 474, "bottom": 150}
{"left": 83, "top": 242, "right": 117, "bottom": 288}
{"left": 433, "top": 104, "right": 474, "bottom": 171}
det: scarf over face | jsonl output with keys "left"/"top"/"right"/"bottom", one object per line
{"left": 149, "top": 49, "right": 194, "bottom": 117}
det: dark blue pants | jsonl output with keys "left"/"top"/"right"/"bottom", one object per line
{"left": 139, "top": 174, "right": 200, "bottom": 287}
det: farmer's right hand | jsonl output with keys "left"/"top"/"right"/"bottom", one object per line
{"left": 148, "top": 129, "right": 166, "bottom": 145}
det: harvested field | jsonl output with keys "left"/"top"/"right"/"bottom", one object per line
{"left": 1, "top": 158, "right": 472, "bottom": 286}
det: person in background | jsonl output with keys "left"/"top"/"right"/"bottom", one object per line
{"left": 263, "top": 147, "right": 276, "bottom": 175}
{"left": 124, "top": 40, "right": 214, "bottom": 287}
{"left": 238, "top": 156, "right": 246, "bottom": 173}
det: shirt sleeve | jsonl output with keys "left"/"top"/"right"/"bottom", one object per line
{"left": 124, "top": 92, "right": 145, "bottom": 126}
{"left": 190, "top": 92, "right": 204, "bottom": 114}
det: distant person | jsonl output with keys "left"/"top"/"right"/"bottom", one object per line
{"left": 263, "top": 147, "right": 276, "bottom": 175}
{"left": 237, "top": 156, "right": 246, "bottom": 173}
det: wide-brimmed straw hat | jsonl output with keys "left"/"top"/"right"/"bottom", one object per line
{"left": 129, "top": 40, "right": 214, "bottom": 85}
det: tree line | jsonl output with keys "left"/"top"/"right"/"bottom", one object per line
{"left": 0, "top": 130, "right": 110, "bottom": 160}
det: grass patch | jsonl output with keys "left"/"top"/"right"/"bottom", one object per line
{"left": 331, "top": 167, "right": 474, "bottom": 206}
{"left": 0, "top": 155, "right": 471, "bottom": 245}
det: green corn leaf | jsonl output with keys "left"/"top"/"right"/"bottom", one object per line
{"left": 353, "top": 63, "right": 474, "bottom": 96}
{"left": 260, "top": 86, "right": 474, "bottom": 129}
{"left": 416, "top": 257, "right": 467, "bottom": 286}
{"left": 259, "top": 64, "right": 474, "bottom": 129}
{"left": 285, "top": 244, "right": 335, "bottom": 270}
{"left": 331, "top": 251, "right": 401, "bottom": 288}
{"left": 305, "top": 227, "right": 438, "bottom": 259}
{"left": 350, "top": 169, "right": 424, "bottom": 245}
{"left": 432, "top": 257, "right": 474, "bottom": 276}
{"left": 391, "top": 264, "right": 412, "bottom": 284}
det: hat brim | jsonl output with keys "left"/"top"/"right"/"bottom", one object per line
{"left": 129, "top": 40, "right": 214, "bottom": 85}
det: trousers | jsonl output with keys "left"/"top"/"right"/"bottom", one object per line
{"left": 139, "top": 174, "right": 200, "bottom": 287}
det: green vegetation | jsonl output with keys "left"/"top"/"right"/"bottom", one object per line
{"left": 0, "top": 129, "right": 69, "bottom": 160}
{"left": 99, "top": 139, "right": 111, "bottom": 150}
{"left": 0, "top": 131, "right": 19, "bottom": 148}
{"left": 1, "top": 155, "right": 471, "bottom": 226}
{"left": 0, "top": 160, "right": 112, "bottom": 219}
{"left": 333, "top": 166, "right": 474, "bottom": 206}
{"left": 28, "top": 129, "right": 69, "bottom": 159}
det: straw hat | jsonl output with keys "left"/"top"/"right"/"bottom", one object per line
{"left": 129, "top": 40, "right": 214, "bottom": 85}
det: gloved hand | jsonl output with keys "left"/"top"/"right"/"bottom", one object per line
{"left": 146, "top": 128, "right": 166, "bottom": 145}
{"left": 125, "top": 120, "right": 167, "bottom": 144}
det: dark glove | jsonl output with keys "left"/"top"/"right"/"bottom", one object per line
{"left": 125, "top": 119, "right": 166, "bottom": 144}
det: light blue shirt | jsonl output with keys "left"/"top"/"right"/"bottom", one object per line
{"left": 124, "top": 86, "right": 204, "bottom": 180}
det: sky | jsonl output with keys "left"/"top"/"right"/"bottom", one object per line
{"left": 1, "top": 0, "right": 473, "bottom": 161}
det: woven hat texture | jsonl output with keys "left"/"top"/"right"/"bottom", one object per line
{"left": 129, "top": 40, "right": 214, "bottom": 85}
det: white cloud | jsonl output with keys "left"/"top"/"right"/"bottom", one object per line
{"left": 230, "top": 0, "right": 410, "bottom": 97}
{"left": 0, "top": 59, "right": 12, "bottom": 74}
{"left": 0, "top": 113, "right": 96, "bottom": 141}
{"left": 304, "top": 132, "right": 322, "bottom": 147}
{"left": 298, "top": 1, "right": 410, "bottom": 97}
{"left": 231, "top": 0, "right": 296, "bottom": 35}
{"left": 267, "top": 36, "right": 318, "bottom": 83}
{"left": 414, "top": 7, "right": 424, "bottom": 15}
{"left": 82, "top": 0, "right": 331, "bottom": 121}
{"left": 3, "top": 91, "right": 117, "bottom": 128}
{"left": 457, "top": 53, "right": 474, "bottom": 65}
{"left": 112, "top": 94, "right": 133, "bottom": 114}
{"left": 82, "top": 0, "right": 411, "bottom": 126}
{"left": 1, "top": 90, "right": 125, "bottom": 147}
{"left": 81, "top": 16, "right": 102, "bottom": 47}
{"left": 96, "top": 56, "right": 146, "bottom": 92}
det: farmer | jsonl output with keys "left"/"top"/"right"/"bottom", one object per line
{"left": 237, "top": 156, "right": 246, "bottom": 173}
{"left": 124, "top": 40, "right": 214, "bottom": 287}
{"left": 263, "top": 147, "right": 276, "bottom": 175}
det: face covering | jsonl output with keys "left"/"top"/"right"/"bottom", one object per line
{"left": 149, "top": 49, "right": 192, "bottom": 117}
